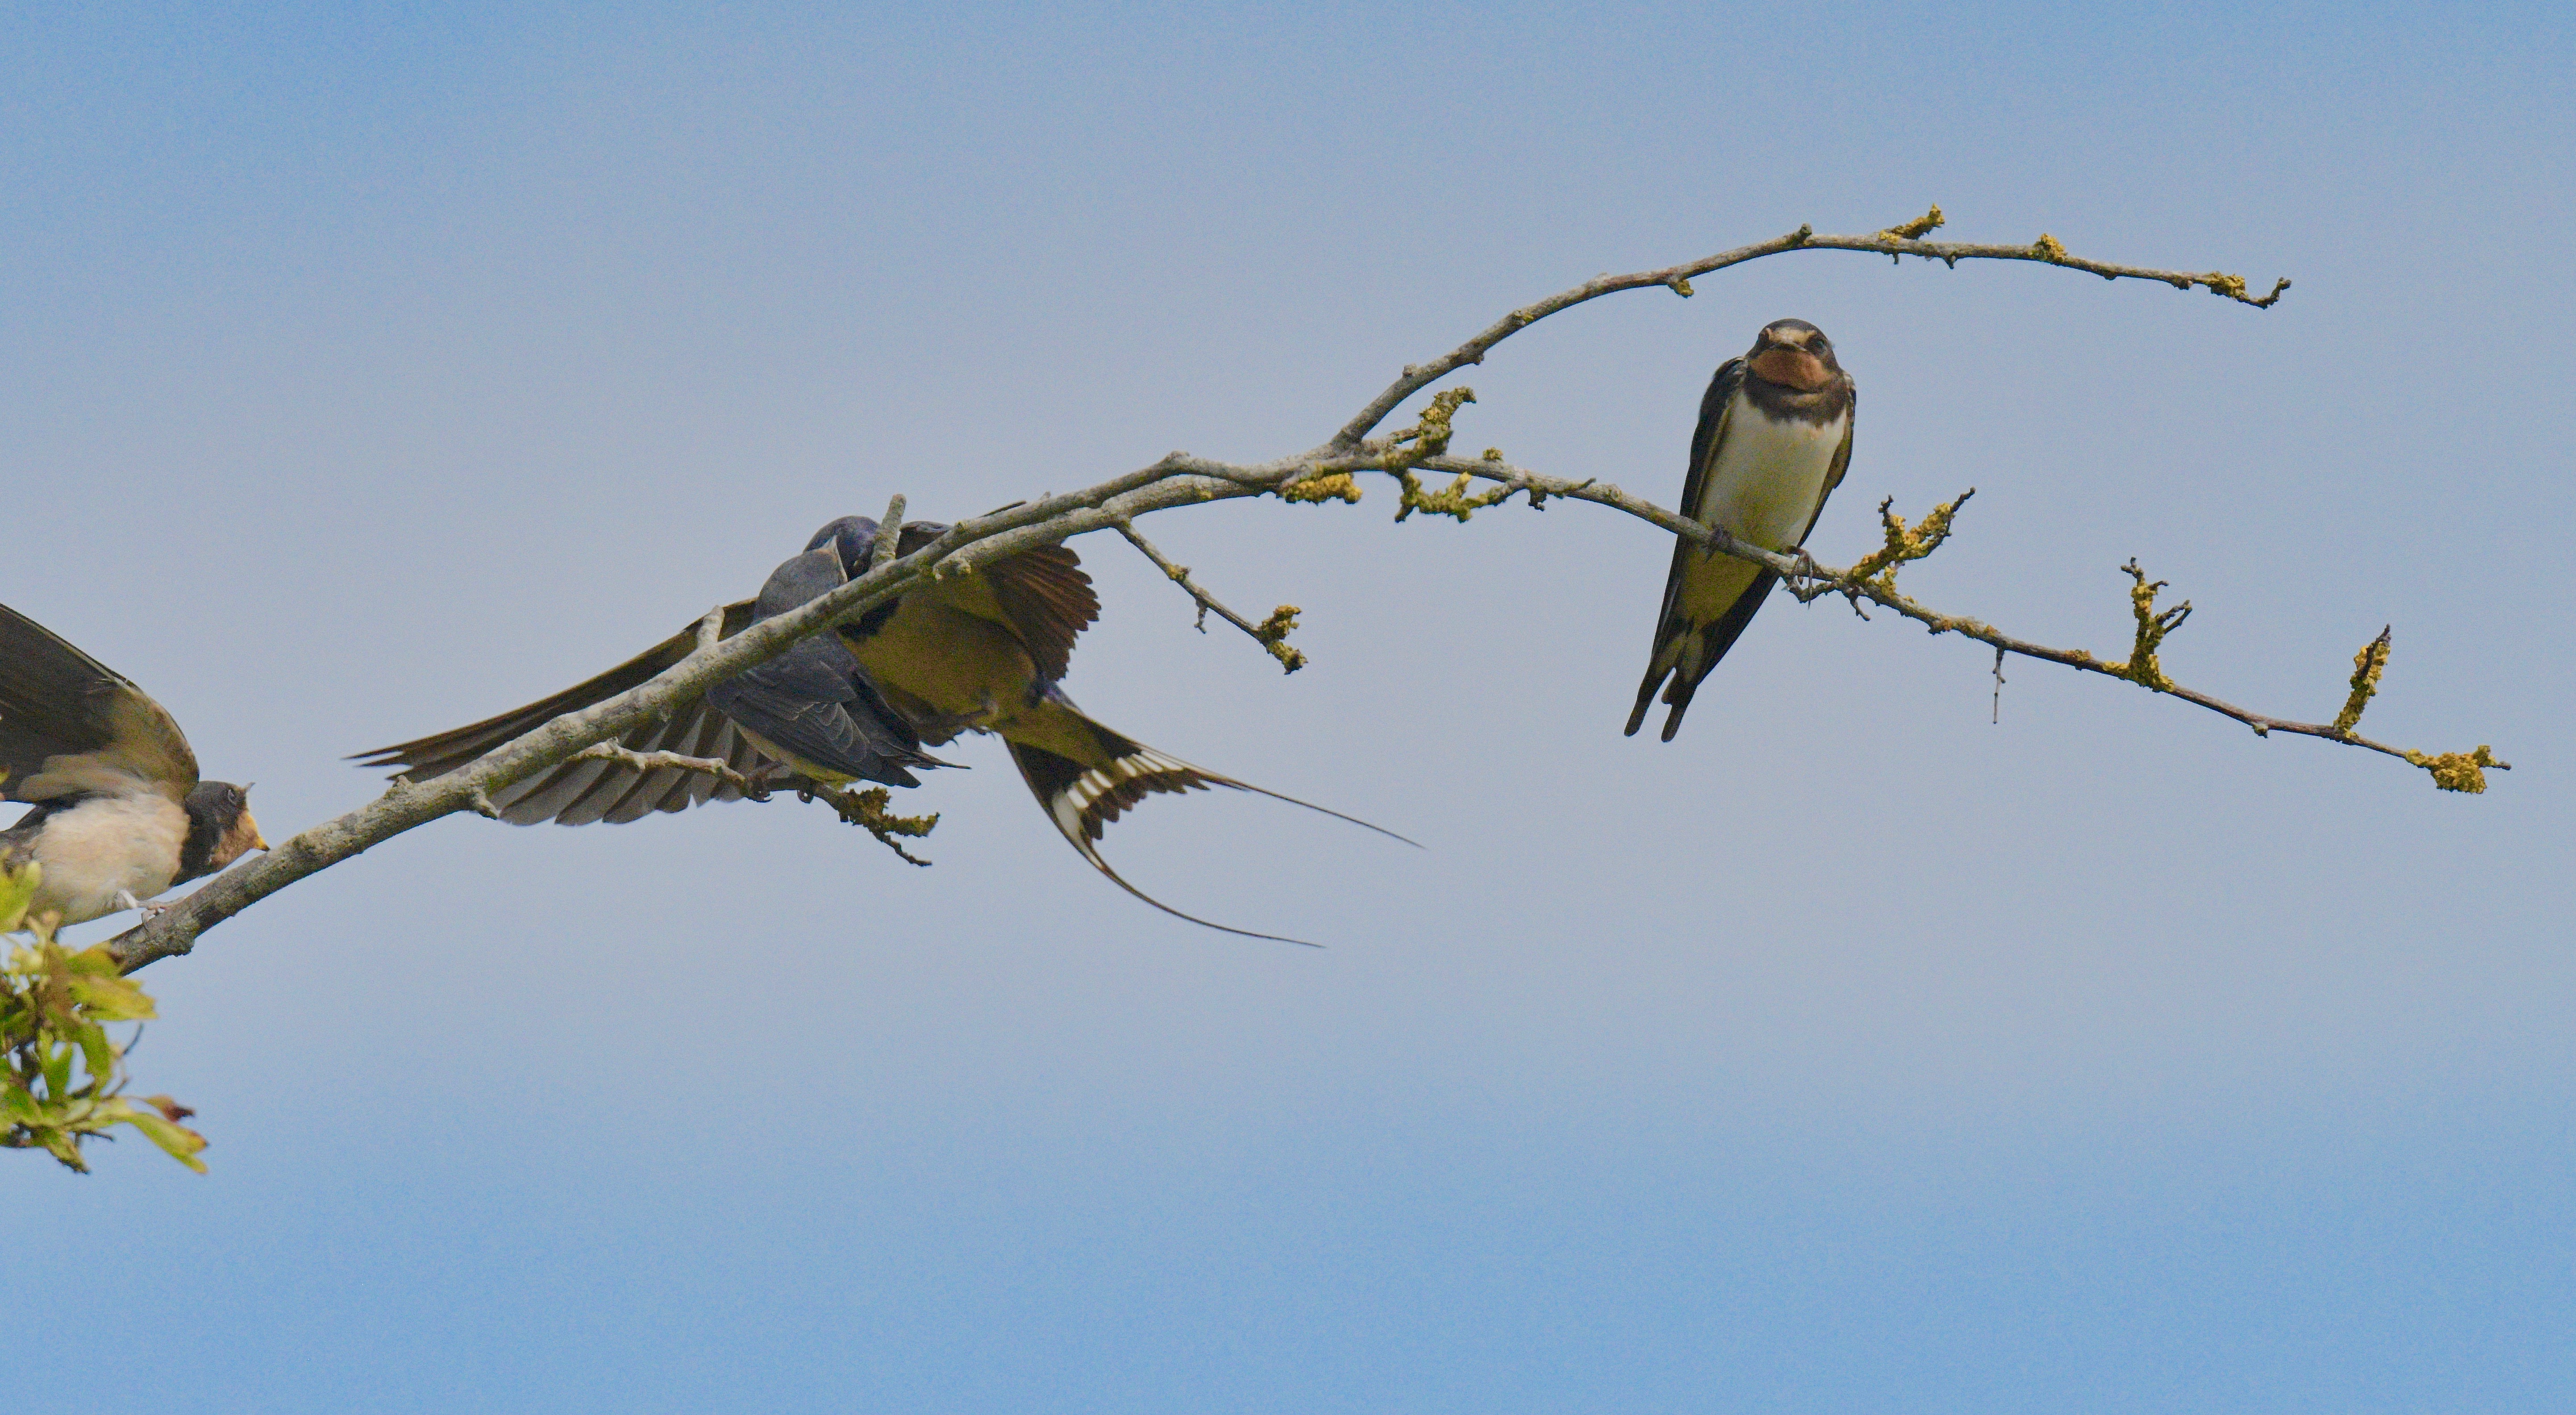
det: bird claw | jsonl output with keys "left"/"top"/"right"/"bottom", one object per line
{"left": 1785, "top": 547, "right": 1824, "bottom": 585}
{"left": 115, "top": 890, "right": 171, "bottom": 921}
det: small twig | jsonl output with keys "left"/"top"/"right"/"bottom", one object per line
{"left": 572, "top": 742, "right": 769, "bottom": 800}
{"left": 1115, "top": 521, "right": 1307, "bottom": 673}
{"left": 692, "top": 605, "right": 727, "bottom": 653}
{"left": 870, "top": 494, "right": 907, "bottom": 573}
{"left": 2334, "top": 627, "right": 2393, "bottom": 736}
{"left": 1329, "top": 209, "right": 2288, "bottom": 449}
{"left": 1399, "top": 452, "right": 2503, "bottom": 791}
{"left": 1991, "top": 644, "right": 2007, "bottom": 725}
{"left": 803, "top": 784, "right": 939, "bottom": 866}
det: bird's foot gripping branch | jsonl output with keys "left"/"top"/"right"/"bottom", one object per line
{"left": 1, "top": 862, "right": 207, "bottom": 1173}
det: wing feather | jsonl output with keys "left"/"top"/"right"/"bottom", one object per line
{"left": 352, "top": 602, "right": 786, "bottom": 827}
{"left": 0, "top": 602, "right": 200, "bottom": 802}
{"left": 984, "top": 545, "right": 1100, "bottom": 684}
{"left": 1625, "top": 360, "right": 1744, "bottom": 736}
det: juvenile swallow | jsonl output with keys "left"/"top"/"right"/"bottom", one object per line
{"left": 701, "top": 541, "right": 953, "bottom": 791}
{"left": 0, "top": 603, "right": 267, "bottom": 926}
{"left": 806, "top": 517, "right": 1411, "bottom": 937}
{"left": 1626, "top": 319, "right": 1854, "bottom": 741}
{"left": 356, "top": 516, "right": 1409, "bottom": 941}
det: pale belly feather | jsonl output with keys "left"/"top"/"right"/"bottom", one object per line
{"left": 1675, "top": 406, "right": 1845, "bottom": 625}
{"left": 28, "top": 793, "right": 188, "bottom": 925}
{"left": 1691, "top": 406, "right": 1847, "bottom": 551}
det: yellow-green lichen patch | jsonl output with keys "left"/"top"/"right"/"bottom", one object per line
{"left": 1845, "top": 490, "right": 1975, "bottom": 586}
{"left": 2110, "top": 559, "right": 2191, "bottom": 692}
{"left": 1281, "top": 472, "right": 1362, "bottom": 505}
{"left": 2406, "top": 745, "right": 2507, "bottom": 794}
{"left": 2333, "top": 628, "right": 2392, "bottom": 736}
{"left": 1253, "top": 605, "right": 1307, "bottom": 674}
{"left": 1876, "top": 204, "right": 1945, "bottom": 242}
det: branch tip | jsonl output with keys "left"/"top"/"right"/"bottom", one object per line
{"left": 2332, "top": 627, "right": 2393, "bottom": 736}
{"left": 1117, "top": 523, "right": 1311, "bottom": 672}
{"left": 2405, "top": 745, "right": 2509, "bottom": 793}
{"left": 870, "top": 494, "right": 907, "bottom": 572}
{"left": 2113, "top": 558, "right": 2191, "bottom": 692}
{"left": 806, "top": 784, "right": 939, "bottom": 863}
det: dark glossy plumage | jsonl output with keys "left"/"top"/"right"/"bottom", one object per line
{"left": 702, "top": 545, "right": 946, "bottom": 788}
{"left": 358, "top": 512, "right": 1410, "bottom": 941}
{"left": 1627, "top": 320, "right": 1855, "bottom": 741}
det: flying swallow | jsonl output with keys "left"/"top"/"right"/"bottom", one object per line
{"left": 0, "top": 603, "right": 267, "bottom": 927}
{"left": 355, "top": 516, "right": 1409, "bottom": 941}
{"left": 1626, "top": 319, "right": 1854, "bottom": 741}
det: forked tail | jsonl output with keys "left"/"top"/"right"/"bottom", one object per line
{"left": 1005, "top": 716, "right": 1417, "bottom": 946}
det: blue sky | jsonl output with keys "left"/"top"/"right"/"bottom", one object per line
{"left": 4, "top": 3, "right": 2571, "bottom": 1410}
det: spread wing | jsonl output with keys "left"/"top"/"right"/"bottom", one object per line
{"left": 982, "top": 545, "right": 1099, "bottom": 684}
{"left": 880, "top": 520, "right": 1100, "bottom": 685}
{"left": 0, "top": 602, "right": 200, "bottom": 803}
{"left": 350, "top": 602, "right": 784, "bottom": 825}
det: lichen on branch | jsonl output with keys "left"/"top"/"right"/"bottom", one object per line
{"left": 1116, "top": 522, "right": 1310, "bottom": 673}
{"left": 1844, "top": 490, "right": 1976, "bottom": 586}
{"left": 1877, "top": 204, "right": 1946, "bottom": 242}
{"left": 1279, "top": 471, "right": 1362, "bottom": 504}
{"left": 2335, "top": 628, "right": 2393, "bottom": 735}
{"left": 2111, "top": 559, "right": 2193, "bottom": 692}
{"left": 808, "top": 784, "right": 940, "bottom": 865}
{"left": 2405, "top": 745, "right": 2506, "bottom": 794}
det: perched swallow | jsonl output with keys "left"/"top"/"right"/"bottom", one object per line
{"left": 1626, "top": 319, "right": 1854, "bottom": 741}
{"left": 0, "top": 603, "right": 267, "bottom": 926}
{"left": 356, "top": 516, "right": 1408, "bottom": 941}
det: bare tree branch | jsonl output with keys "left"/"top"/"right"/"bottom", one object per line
{"left": 870, "top": 494, "right": 906, "bottom": 571}
{"left": 1327, "top": 208, "right": 2287, "bottom": 449}
{"left": 573, "top": 742, "right": 770, "bottom": 799}
{"left": 103, "top": 211, "right": 2406, "bottom": 975}
{"left": 1402, "top": 454, "right": 2506, "bottom": 788}
{"left": 1115, "top": 521, "right": 1305, "bottom": 673}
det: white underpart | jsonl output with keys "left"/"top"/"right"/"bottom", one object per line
{"left": 1693, "top": 401, "right": 1848, "bottom": 550}
{"left": 27, "top": 791, "right": 188, "bottom": 926}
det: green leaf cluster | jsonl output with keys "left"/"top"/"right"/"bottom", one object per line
{"left": 0, "top": 861, "right": 207, "bottom": 1174}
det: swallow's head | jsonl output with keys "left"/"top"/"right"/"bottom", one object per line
{"left": 806, "top": 516, "right": 881, "bottom": 577}
{"left": 180, "top": 780, "right": 270, "bottom": 881}
{"left": 1745, "top": 320, "right": 1842, "bottom": 392}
